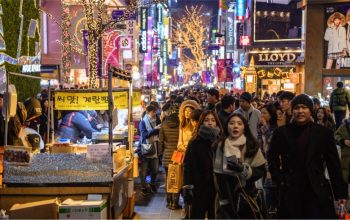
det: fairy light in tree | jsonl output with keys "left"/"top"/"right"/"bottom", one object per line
{"left": 73, "top": 0, "right": 168, "bottom": 88}
{"left": 61, "top": 2, "right": 72, "bottom": 84}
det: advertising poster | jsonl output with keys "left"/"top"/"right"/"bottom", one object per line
{"left": 253, "top": 0, "right": 302, "bottom": 42}
{"left": 217, "top": 59, "right": 226, "bottom": 82}
{"left": 324, "top": 4, "right": 350, "bottom": 69}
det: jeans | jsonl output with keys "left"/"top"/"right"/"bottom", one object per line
{"left": 139, "top": 157, "right": 159, "bottom": 188}
{"left": 334, "top": 110, "right": 346, "bottom": 129}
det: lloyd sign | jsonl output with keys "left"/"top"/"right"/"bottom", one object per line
{"left": 250, "top": 52, "right": 301, "bottom": 66}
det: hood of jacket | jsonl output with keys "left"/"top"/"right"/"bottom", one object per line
{"left": 24, "top": 97, "right": 42, "bottom": 121}
{"left": 165, "top": 112, "right": 180, "bottom": 128}
{"left": 179, "top": 100, "right": 201, "bottom": 124}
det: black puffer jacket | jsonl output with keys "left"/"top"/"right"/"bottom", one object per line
{"left": 159, "top": 112, "right": 180, "bottom": 167}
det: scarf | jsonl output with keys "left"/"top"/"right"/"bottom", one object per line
{"left": 143, "top": 114, "right": 156, "bottom": 133}
{"left": 224, "top": 135, "right": 247, "bottom": 159}
{"left": 198, "top": 125, "right": 220, "bottom": 142}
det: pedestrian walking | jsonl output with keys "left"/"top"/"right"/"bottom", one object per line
{"left": 213, "top": 113, "right": 266, "bottom": 219}
{"left": 137, "top": 105, "right": 161, "bottom": 195}
{"left": 314, "top": 107, "right": 336, "bottom": 131}
{"left": 205, "top": 88, "right": 219, "bottom": 110}
{"left": 330, "top": 82, "right": 350, "bottom": 129}
{"left": 335, "top": 117, "right": 350, "bottom": 183}
{"left": 267, "top": 94, "right": 348, "bottom": 218}
{"left": 277, "top": 91, "right": 295, "bottom": 126}
{"left": 159, "top": 104, "right": 181, "bottom": 209}
{"left": 257, "top": 104, "right": 278, "bottom": 217}
{"left": 177, "top": 100, "right": 201, "bottom": 152}
{"left": 234, "top": 92, "right": 261, "bottom": 138}
{"left": 218, "top": 95, "right": 235, "bottom": 127}
{"left": 182, "top": 110, "right": 222, "bottom": 219}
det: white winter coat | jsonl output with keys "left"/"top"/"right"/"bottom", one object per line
{"left": 324, "top": 26, "right": 347, "bottom": 54}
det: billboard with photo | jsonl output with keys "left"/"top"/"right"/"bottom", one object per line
{"left": 324, "top": 4, "right": 350, "bottom": 69}
{"left": 253, "top": 0, "right": 302, "bottom": 42}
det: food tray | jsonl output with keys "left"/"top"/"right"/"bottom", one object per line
{"left": 4, "top": 145, "right": 32, "bottom": 165}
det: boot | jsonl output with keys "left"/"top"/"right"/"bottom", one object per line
{"left": 166, "top": 193, "right": 173, "bottom": 209}
{"left": 170, "top": 193, "right": 181, "bottom": 210}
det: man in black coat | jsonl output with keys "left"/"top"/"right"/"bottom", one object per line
{"left": 267, "top": 94, "right": 348, "bottom": 219}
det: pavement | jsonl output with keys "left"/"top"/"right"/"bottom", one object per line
{"left": 132, "top": 167, "right": 183, "bottom": 219}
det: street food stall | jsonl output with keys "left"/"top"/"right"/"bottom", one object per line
{"left": 0, "top": 68, "right": 140, "bottom": 219}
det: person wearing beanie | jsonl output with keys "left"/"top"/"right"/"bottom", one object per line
{"left": 234, "top": 92, "right": 261, "bottom": 138}
{"left": 267, "top": 94, "right": 348, "bottom": 218}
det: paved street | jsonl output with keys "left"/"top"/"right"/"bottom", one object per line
{"left": 133, "top": 168, "right": 182, "bottom": 219}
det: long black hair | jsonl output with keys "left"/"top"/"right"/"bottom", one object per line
{"left": 261, "top": 104, "right": 278, "bottom": 127}
{"left": 216, "top": 113, "right": 259, "bottom": 159}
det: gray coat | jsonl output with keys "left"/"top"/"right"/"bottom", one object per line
{"left": 159, "top": 113, "right": 180, "bottom": 168}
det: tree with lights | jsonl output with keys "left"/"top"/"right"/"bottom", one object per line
{"left": 172, "top": 5, "right": 208, "bottom": 82}
{"left": 78, "top": 0, "right": 166, "bottom": 88}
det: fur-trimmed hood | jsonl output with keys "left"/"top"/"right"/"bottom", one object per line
{"left": 179, "top": 99, "right": 201, "bottom": 124}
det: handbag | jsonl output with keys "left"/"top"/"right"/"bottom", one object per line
{"left": 141, "top": 143, "right": 156, "bottom": 157}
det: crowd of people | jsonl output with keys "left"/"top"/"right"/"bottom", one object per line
{"left": 2, "top": 81, "right": 350, "bottom": 218}
{"left": 136, "top": 83, "right": 350, "bottom": 219}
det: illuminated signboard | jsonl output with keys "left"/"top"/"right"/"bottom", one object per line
{"left": 236, "top": 0, "right": 246, "bottom": 20}
{"left": 226, "top": 12, "right": 235, "bottom": 52}
{"left": 139, "top": 7, "right": 148, "bottom": 53}
{"left": 240, "top": 36, "right": 251, "bottom": 46}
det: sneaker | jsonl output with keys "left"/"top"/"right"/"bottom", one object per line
{"left": 150, "top": 184, "right": 157, "bottom": 193}
{"left": 166, "top": 202, "right": 172, "bottom": 209}
{"left": 141, "top": 188, "right": 149, "bottom": 196}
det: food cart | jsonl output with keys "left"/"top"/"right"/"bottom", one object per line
{"left": 0, "top": 67, "right": 140, "bottom": 219}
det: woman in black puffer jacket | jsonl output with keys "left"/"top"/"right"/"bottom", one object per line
{"left": 159, "top": 104, "right": 181, "bottom": 209}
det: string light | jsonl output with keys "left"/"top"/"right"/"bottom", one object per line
{"left": 61, "top": 2, "right": 72, "bottom": 84}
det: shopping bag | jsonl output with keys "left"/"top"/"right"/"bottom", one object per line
{"left": 171, "top": 150, "right": 184, "bottom": 164}
{"left": 338, "top": 204, "right": 350, "bottom": 220}
{"left": 166, "top": 163, "right": 183, "bottom": 193}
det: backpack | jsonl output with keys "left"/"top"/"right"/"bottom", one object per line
{"left": 334, "top": 92, "right": 347, "bottom": 106}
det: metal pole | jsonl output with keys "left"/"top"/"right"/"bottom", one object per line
{"left": 47, "top": 80, "right": 51, "bottom": 143}
{"left": 98, "top": 37, "right": 103, "bottom": 88}
{"left": 4, "top": 70, "right": 9, "bottom": 146}
{"left": 108, "top": 64, "right": 113, "bottom": 151}
{"left": 128, "top": 81, "right": 133, "bottom": 154}
{"left": 224, "top": 28, "right": 227, "bottom": 89}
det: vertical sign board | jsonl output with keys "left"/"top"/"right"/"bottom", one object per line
{"left": 236, "top": 23, "right": 244, "bottom": 49}
{"left": 162, "top": 39, "right": 168, "bottom": 74}
{"left": 139, "top": 7, "right": 148, "bottom": 53}
{"left": 236, "top": 0, "right": 246, "bottom": 20}
{"left": 226, "top": 12, "right": 235, "bottom": 52}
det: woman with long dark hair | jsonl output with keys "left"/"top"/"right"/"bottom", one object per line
{"left": 314, "top": 107, "right": 335, "bottom": 131}
{"left": 213, "top": 113, "right": 266, "bottom": 219}
{"left": 257, "top": 104, "right": 278, "bottom": 217}
{"left": 182, "top": 110, "right": 222, "bottom": 219}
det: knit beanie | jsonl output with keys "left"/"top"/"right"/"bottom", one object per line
{"left": 291, "top": 94, "right": 313, "bottom": 111}
{"left": 240, "top": 92, "right": 252, "bottom": 103}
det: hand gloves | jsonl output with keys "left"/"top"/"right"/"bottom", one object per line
{"left": 182, "top": 185, "right": 194, "bottom": 205}
{"left": 227, "top": 158, "right": 251, "bottom": 178}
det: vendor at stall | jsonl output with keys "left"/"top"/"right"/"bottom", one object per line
{"left": 59, "top": 110, "right": 97, "bottom": 143}
{"left": 7, "top": 97, "right": 42, "bottom": 146}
